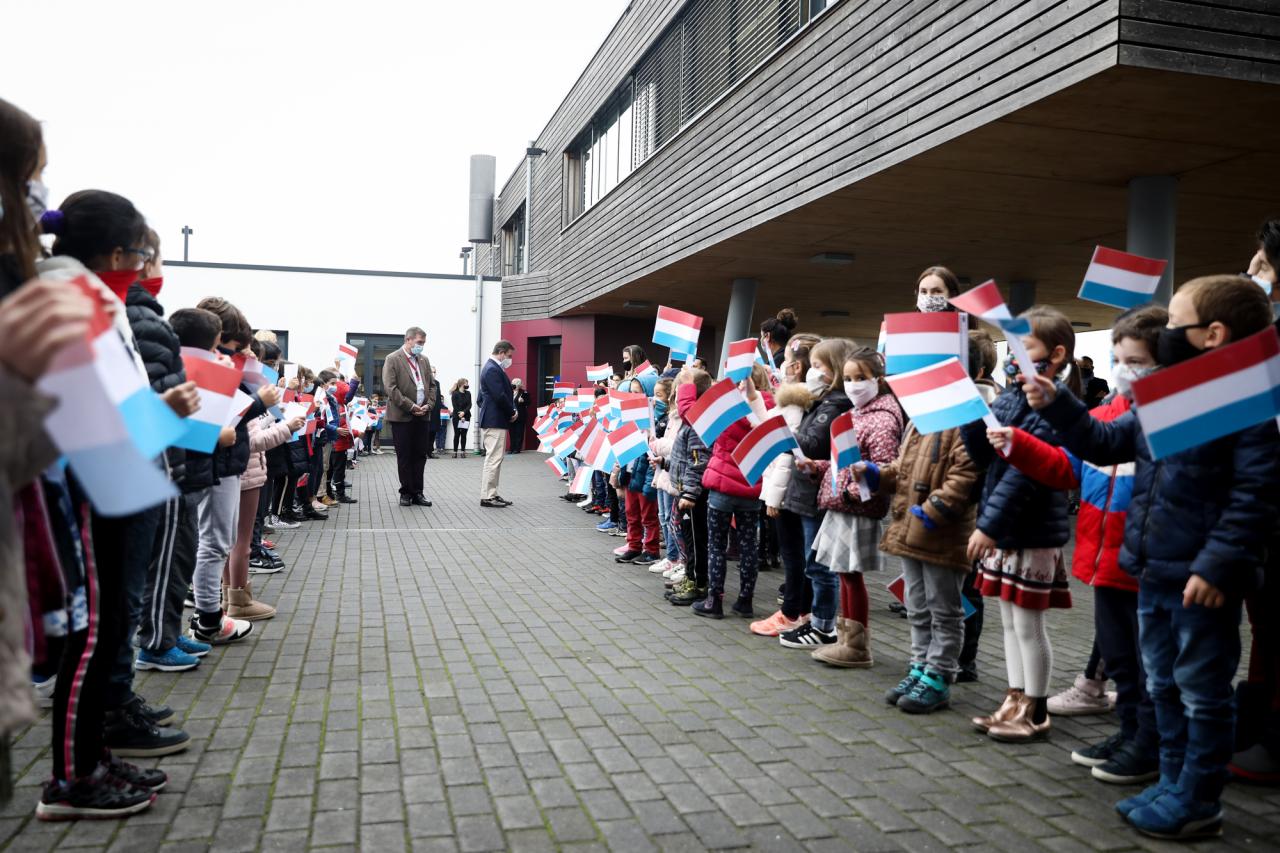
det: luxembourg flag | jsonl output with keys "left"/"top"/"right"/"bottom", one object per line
{"left": 1130, "top": 326, "right": 1280, "bottom": 459}
{"left": 652, "top": 305, "right": 703, "bottom": 356}
{"left": 684, "top": 378, "right": 752, "bottom": 445}
{"left": 616, "top": 391, "right": 652, "bottom": 430}
{"left": 949, "top": 280, "right": 1037, "bottom": 379}
{"left": 545, "top": 455, "right": 569, "bottom": 477}
{"left": 552, "top": 381, "right": 574, "bottom": 399}
{"left": 1079, "top": 246, "right": 1168, "bottom": 310}
{"left": 336, "top": 342, "right": 358, "bottom": 375}
{"left": 882, "top": 312, "right": 965, "bottom": 375}
{"left": 607, "top": 421, "right": 648, "bottom": 467}
{"left": 723, "top": 339, "right": 758, "bottom": 382}
{"left": 876, "top": 321, "right": 887, "bottom": 356}
{"left": 830, "top": 410, "right": 871, "bottom": 500}
{"left": 634, "top": 359, "right": 658, "bottom": 379}
{"left": 586, "top": 363, "right": 613, "bottom": 383}
{"left": 886, "top": 358, "right": 997, "bottom": 434}
{"left": 570, "top": 464, "right": 593, "bottom": 494}
{"left": 552, "top": 423, "right": 583, "bottom": 459}
{"left": 583, "top": 427, "right": 616, "bottom": 471}
{"left": 570, "top": 388, "right": 596, "bottom": 413}
{"left": 731, "top": 414, "right": 798, "bottom": 485}
{"left": 177, "top": 354, "right": 244, "bottom": 452}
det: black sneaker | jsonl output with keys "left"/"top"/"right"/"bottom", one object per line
{"left": 1071, "top": 731, "right": 1126, "bottom": 768}
{"left": 126, "top": 695, "right": 175, "bottom": 727}
{"left": 778, "top": 623, "right": 836, "bottom": 649}
{"left": 1092, "top": 739, "right": 1160, "bottom": 784}
{"left": 692, "top": 596, "right": 723, "bottom": 619}
{"left": 337, "top": 492, "right": 358, "bottom": 504}
{"left": 105, "top": 754, "right": 167, "bottom": 792}
{"left": 36, "top": 764, "right": 155, "bottom": 821}
{"left": 631, "top": 553, "right": 660, "bottom": 567}
{"left": 614, "top": 550, "right": 642, "bottom": 564}
{"left": 885, "top": 666, "right": 923, "bottom": 706}
{"left": 730, "top": 597, "right": 754, "bottom": 618}
{"left": 104, "top": 707, "right": 190, "bottom": 758}
{"left": 670, "top": 585, "right": 706, "bottom": 607}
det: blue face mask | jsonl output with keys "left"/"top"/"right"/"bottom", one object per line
{"left": 654, "top": 399, "right": 668, "bottom": 418}
{"left": 411, "top": 344, "right": 424, "bottom": 357}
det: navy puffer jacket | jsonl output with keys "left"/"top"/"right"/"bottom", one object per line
{"left": 961, "top": 386, "right": 1070, "bottom": 550}
{"left": 1040, "top": 384, "right": 1280, "bottom": 596}
{"left": 125, "top": 283, "right": 187, "bottom": 485}
{"left": 782, "top": 388, "right": 852, "bottom": 517}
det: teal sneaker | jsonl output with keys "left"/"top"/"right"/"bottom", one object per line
{"left": 897, "top": 669, "right": 950, "bottom": 714}
{"left": 134, "top": 646, "right": 199, "bottom": 672}
{"left": 175, "top": 635, "right": 211, "bottom": 658}
{"left": 885, "top": 665, "right": 923, "bottom": 706}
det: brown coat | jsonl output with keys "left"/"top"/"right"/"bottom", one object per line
{"left": 382, "top": 347, "right": 436, "bottom": 423}
{"left": 878, "top": 423, "right": 980, "bottom": 572}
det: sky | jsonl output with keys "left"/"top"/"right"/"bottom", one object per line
{"left": 2, "top": 0, "right": 629, "bottom": 274}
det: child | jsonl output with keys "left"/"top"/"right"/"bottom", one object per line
{"left": 647, "top": 378, "right": 682, "bottom": 575}
{"left": 961, "top": 306, "right": 1076, "bottom": 742}
{"left": 696, "top": 365, "right": 776, "bottom": 618}
{"left": 959, "top": 330, "right": 999, "bottom": 682}
{"left": 808, "top": 347, "right": 903, "bottom": 667}
{"left": 667, "top": 369, "right": 713, "bottom": 606}
{"left": 615, "top": 347, "right": 661, "bottom": 565}
{"left": 1028, "top": 276, "right": 1280, "bottom": 839}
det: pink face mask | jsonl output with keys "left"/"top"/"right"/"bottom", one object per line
{"left": 676, "top": 382, "right": 698, "bottom": 419}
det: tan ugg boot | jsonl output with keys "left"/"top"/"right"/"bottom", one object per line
{"left": 811, "top": 618, "right": 874, "bottom": 668}
{"left": 226, "top": 583, "right": 276, "bottom": 621}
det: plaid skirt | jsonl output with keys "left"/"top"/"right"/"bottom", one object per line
{"left": 814, "top": 513, "right": 882, "bottom": 574}
{"left": 979, "top": 547, "right": 1072, "bottom": 610}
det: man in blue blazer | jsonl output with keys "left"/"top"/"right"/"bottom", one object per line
{"left": 477, "top": 340, "right": 517, "bottom": 508}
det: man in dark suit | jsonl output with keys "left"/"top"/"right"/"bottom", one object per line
{"left": 509, "top": 378, "right": 530, "bottom": 453}
{"left": 1079, "top": 356, "right": 1110, "bottom": 408}
{"left": 477, "top": 340, "right": 516, "bottom": 508}
{"left": 382, "top": 326, "right": 435, "bottom": 507}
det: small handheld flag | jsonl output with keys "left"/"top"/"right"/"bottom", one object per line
{"left": 830, "top": 410, "right": 871, "bottom": 501}
{"left": 177, "top": 355, "right": 245, "bottom": 452}
{"left": 949, "top": 280, "right": 1037, "bottom": 380}
{"left": 615, "top": 391, "right": 652, "bottom": 431}
{"left": 1130, "top": 326, "right": 1280, "bottom": 459}
{"left": 731, "top": 414, "right": 798, "bottom": 485}
{"left": 1078, "top": 246, "right": 1168, "bottom": 310}
{"left": 684, "top": 378, "right": 753, "bottom": 446}
{"left": 723, "top": 339, "right": 759, "bottom": 382}
{"left": 570, "top": 464, "right": 593, "bottom": 494}
{"left": 882, "top": 312, "right": 966, "bottom": 375}
{"left": 336, "top": 342, "right": 358, "bottom": 376}
{"left": 652, "top": 305, "right": 703, "bottom": 356}
{"left": 886, "top": 358, "right": 998, "bottom": 435}
{"left": 552, "top": 381, "right": 574, "bottom": 399}
{"left": 586, "top": 363, "right": 613, "bottom": 383}
{"left": 608, "top": 421, "right": 648, "bottom": 467}
{"left": 545, "top": 455, "right": 569, "bottom": 477}
{"left": 634, "top": 360, "right": 658, "bottom": 379}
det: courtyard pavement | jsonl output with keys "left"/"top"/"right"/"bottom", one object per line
{"left": 1, "top": 451, "right": 1276, "bottom": 852}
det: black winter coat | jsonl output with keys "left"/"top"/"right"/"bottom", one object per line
{"left": 782, "top": 389, "right": 852, "bottom": 517}
{"left": 125, "top": 283, "right": 188, "bottom": 485}
{"left": 216, "top": 388, "right": 268, "bottom": 480}
{"left": 961, "top": 386, "right": 1070, "bottom": 550}
{"left": 451, "top": 390, "right": 472, "bottom": 421}
{"left": 1041, "top": 384, "right": 1280, "bottom": 596}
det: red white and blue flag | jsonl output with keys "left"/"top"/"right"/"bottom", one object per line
{"left": 552, "top": 381, "right": 574, "bottom": 400}
{"left": 1079, "top": 246, "right": 1168, "bottom": 310}
{"left": 949, "top": 280, "right": 1036, "bottom": 378}
{"left": 882, "top": 312, "right": 966, "bottom": 375}
{"left": 1130, "top": 326, "right": 1280, "bottom": 459}
{"left": 570, "top": 464, "right": 593, "bottom": 494}
{"left": 583, "top": 426, "right": 616, "bottom": 471}
{"left": 731, "top": 414, "right": 798, "bottom": 485}
{"left": 566, "top": 387, "right": 595, "bottom": 413}
{"left": 545, "top": 455, "right": 569, "bottom": 477}
{"left": 830, "top": 410, "right": 871, "bottom": 500}
{"left": 652, "top": 305, "right": 703, "bottom": 356}
{"left": 177, "top": 353, "right": 244, "bottom": 452}
{"left": 723, "top": 339, "right": 759, "bottom": 382}
{"left": 684, "top": 378, "right": 752, "bottom": 445}
{"left": 336, "top": 342, "right": 358, "bottom": 376}
{"left": 615, "top": 391, "right": 652, "bottom": 430}
{"left": 876, "top": 320, "right": 887, "bottom": 355}
{"left": 552, "top": 422, "right": 584, "bottom": 459}
{"left": 634, "top": 359, "right": 659, "bottom": 379}
{"left": 886, "top": 358, "right": 996, "bottom": 435}
{"left": 586, "top": 363, "right": 613, "bottom": 383}
{"left": 607, "top": 421, "right": 648, "bottom": 467}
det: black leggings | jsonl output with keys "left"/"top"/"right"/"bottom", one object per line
{"left": 453, "top": 425, "right": 469, "bottom": 452}
{"left": 775, "top": 510, "right": 812, "bottom": 620}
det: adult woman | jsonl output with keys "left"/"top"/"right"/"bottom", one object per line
{"left": 760, "top": 308, "right": 799, "bottom": 368}
{"left": 450, "top": 378, "right": 472, "bottom": 458}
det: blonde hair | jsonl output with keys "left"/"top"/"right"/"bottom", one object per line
{"left": 809, "top": 338, "right": 858, "bottom": 394}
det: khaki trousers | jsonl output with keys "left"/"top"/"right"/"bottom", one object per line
{"left": 480, "top": 428, "right": 507, "bottom": 499}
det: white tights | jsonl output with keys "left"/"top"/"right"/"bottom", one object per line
{"left": 1000, "top": 599, "right": 1053, "bottom": 697}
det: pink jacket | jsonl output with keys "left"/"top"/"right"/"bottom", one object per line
{"left": 242, "top": 415, "right": 295, "bottom": 491}
{"left": 702, "top": 390, "right": 775, "bottom": 499}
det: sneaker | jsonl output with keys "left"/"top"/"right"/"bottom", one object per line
{"left": 749, "top": 610, "right": 804, "bottom": 637}
{"left": 632, "top": 553, "right": 660, "bottom": 567}
{"left": 182, "top": 588, "right": 195, "bottom": 608}
{"left": 665, "top": 567, "right": 686, "bottom": 586}
{"left": 662, "top": 561, "right": 684, "bottom": 579}
{"left": 103, "top": 707, "right": 190, "bottom": 758}
{"left": 666, "top": 578, "right": 694, "bottom": 600}
{"left": 1092, "top": 739, "right": 1160, "bottom": 785}
{"left": 670, "top": 585, "right": 706, "bottom": 607}
{"left": 189, "top": 613, "right": 253, "bottom": 645}
{"left": 897, "top": 669, "right": 950, "bottom": 714}
{"left": 134, "top": 646, "right": 200, "bottom": 673}
{"left": 596, "top": 520, "right": 616, "bottom": 533}
{"left": 1117, "top": 778, "right": 1177, "bottom": 819}
{"left": 1048, "top": 673, "right": 1114, "bottom": 716}
{"left": 577, "top": 496, "right": 593, "bottom": 508}
{"left": 648, "top": 558, "right": 672, "bottom": 574}
{"left": 175, "top": 635, "right": 211, "bottom": 658}
{"left": 261, "top": 538, "right": 276, "bottom": 550}
{"left": 779, "top": 623, "right": 836, "bottom": 649}
{"left": 105, "top": 754, "right": 167, "bottom": 792}
{"left": 126, "top": 695, "right": 175, "bottom": 727}
{"left": 1230, "top": 742, "right": 1280, "bottom": 784}
{"left": 692, "top": 595, "right": 724, "bottom": 619}
{"left": 885, "top": 665, "right": 923, "bottom": 706}
{"left": 271, "top": 515, "right": 300, "bottom": 530}
{"left": 608, "top": 526, "right": 626, "bottom": 537}
{"left": 1071, "top": 731, "right": 1127, "bottom": 768}
{"left": 33, "top": 675, "right": 56, "bottom": 709}
{"left": 614, "top": 547, "right": 639, "bottom": 561}
{"left": 1127, "top": 790, "right": 1223, "bottom": 840}
{"left": 955, "top": 665, "right": 979, "bottom": 684}
{"left": 36, "top": 764, "right": 155, "bottom": 821}
{"left": 248, "top": 555, "right": 284, "bottom": 575}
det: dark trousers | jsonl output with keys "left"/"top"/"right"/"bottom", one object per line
{"left": 453, "top": 418, "right": 469, "bottom": 452}
{"left": 1139, "top": 577, "right": 1243, "bottom": 802}
{"left": 139, "top": 492, "right": 198, "bottom": 653}
{"left": 959, "top": 567, "right": 984, "bottom": 673}
{"left": 1240, "top": 553, "right": 1280, "bottom": 750}
{"left": 776, "top": 510, "right": 813, "bottom": 620}
{"left": 253, "top": 477, "right": 272, "bottom": 549}
{"left": 106, "top": 505, "right": 163, "bottom": 708}
{"left": 510, "top": 421, "right": 526, "bottom": 452}
{"left": 329, "top": 446, "right": 348, "bottom": 494}
{"left": 391, "top": 417, "right": 431, "bottom": 497}
{"left": 707, "top": 503, "right": 760, "bottom": 601}
{"left": 1095, "top": 585, "right": 1155, "bottom": 748}
{"left": 307, "top": 443, "right": 326, "bottom": 502}
{"left": 679, "top": 494, "right": 710, "bottom": 589}
{"left": 435, "top": 423, "right": 447, "bottom": 451}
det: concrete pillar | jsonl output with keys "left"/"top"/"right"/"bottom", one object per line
{"left": 1009, "top": 281, "right": 1037, "bottom": 315}
{"left": 1127, "top": 176, "right": 1177, "bottom": 305}
{"left": 719, "top": 278, "right": 758, "bottom": 373}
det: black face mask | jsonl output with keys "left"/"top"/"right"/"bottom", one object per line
{"left": 622, "top": 360, "right": 632, "bottom": 371}
{"left": 1156, "top": 324, "right": 1208, "bottom": 367}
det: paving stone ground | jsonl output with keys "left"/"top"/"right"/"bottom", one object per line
{"left": 2, "top": 452, "right": 1278, "bottom": 852}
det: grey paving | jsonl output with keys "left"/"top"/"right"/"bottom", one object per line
{"left": 2, "top": 452, "right": 1276, "bottom": 851}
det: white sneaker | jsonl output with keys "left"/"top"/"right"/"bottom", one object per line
{"left": 663, "top": 561, "right": 685, "bottom": 579}
{"left": 648, "top": 558, "right": 671, "bottom": 574}
{"left": 576, "top": 496, "right": 593, "bottom": 508}
{"left": 33, "top": 676, "right": 56, "bottom": 708}
{"left": 667, "top": 566, "right": 686, "bottom": 584}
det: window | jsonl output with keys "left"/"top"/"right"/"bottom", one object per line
{"left": 565, "top": 0, "right": 803, "bottom": 222}
{"left": 501, "top": 205, "right": 526, "bottom": 276}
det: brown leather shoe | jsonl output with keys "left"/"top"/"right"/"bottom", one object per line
{"left": 812, "top": 618, "right": 873, "bottom": 668}
{"left": 988, "top": 697, "right": 1051, "bottom": 743}
{"left": 972, "top": 688, "right": 1025, "bottom": 732}
{"left": 320, "top": 495, "right": 337, "bottom": 507}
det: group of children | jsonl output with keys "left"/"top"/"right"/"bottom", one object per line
{"left": 553, "top": 237, "right": 1280, "bottom": 840}
{"left": 0, "top": 97, "right": 380, "bottom": 820}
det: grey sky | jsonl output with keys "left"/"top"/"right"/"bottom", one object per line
{"left": 3, "top": 0, "right": 627, "bottom": 273}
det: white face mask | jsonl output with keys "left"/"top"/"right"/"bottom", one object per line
{"left": 1250, "top": 273, "right": 1273, "bottom": 295}
{"left": 26, "top": 179, "right": 48, "bottom": 221}
{"left": 917, "top": 293, "right": 950, "bottom": 313}
{"left": 844, "top": 379, "right": 878, "bottom": 408}
{"left": 500, "top": 357, "right": 513, "bottom": 370}
{"left": 1111, "top": 363, "right": 1154, "bottom": 399}
{"left": 805, "top": 367, "right": 829, "bottom": 395}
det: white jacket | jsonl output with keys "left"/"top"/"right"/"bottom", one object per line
{"left": 756, "top": 383, "right": 813, "bottom": 510}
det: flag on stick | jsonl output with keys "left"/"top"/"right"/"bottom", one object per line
{"left": 949, "top": 280, "right": 1037, "bottom": 380}
{"left": 731, "top": 414, "right": 798, "bottom": 485}
{"left": 723, "top": 339, "right": 759, "bottom": 382}
{"left": 830, "top": 410, "right": 871, "bottom": 501}
{"left": 607, "top": 421, "right": 648, "bottom": 467}
{"left": 652, "top": 305, "right": 703, "bottom": 356}
{"left": 885, "top": 358, "right": 998, "bottom": 434}
{"left": 586, "top": 363, "right": 612, "bottom": 382}
{"left": 882, "top": 312, "right": 966, "bottom": 375}
{"left": 684, "top": 378, "right": 752, "bottom": 446}
{"left": 177, "top": 355, "right": 244, "bottom": 451}
{"left": 1078, "top": 246, "right": 1168, "bottom": 310}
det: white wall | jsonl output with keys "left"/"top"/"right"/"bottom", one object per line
{"left": 161, "top": 265, "right": 502, "bottom": 396}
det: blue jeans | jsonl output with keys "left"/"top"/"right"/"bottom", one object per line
{"left": 656, "top": 491, "right": 679, "bottom": 561}
{"left": 801, "top": 512, "right": 837, "bottom": 632}
{"left": 1138, "top": 577, "right": 1243, "bottom": 803}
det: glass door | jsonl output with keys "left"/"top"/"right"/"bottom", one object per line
{"left": 534, "top": 336, "right": 562, "bottom": 407}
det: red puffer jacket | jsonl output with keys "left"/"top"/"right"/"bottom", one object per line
{"left": 702, "top": 390, "right": 775, "bottom": 499}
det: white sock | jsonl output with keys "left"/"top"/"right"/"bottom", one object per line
{"left": 999, "top": 599, "right": 1024, "bottom": 690}
{"left": 1011, "top": 604, "right": 1053, "bottom": 697}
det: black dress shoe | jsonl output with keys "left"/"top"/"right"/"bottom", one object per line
{"left": 399, "top": 496, "right": 412, "bottom": 507}
{"left": 411, "top": 494, "right": 432, "bottom": 507}
{"left": 493, "top": 495, "right": 514, "bottom": 506}
{"left": 480, "top": 498, "right": 506, "bottom": 508}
